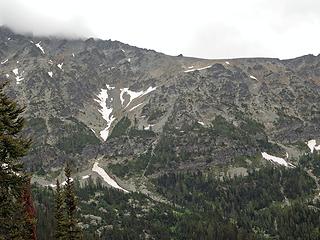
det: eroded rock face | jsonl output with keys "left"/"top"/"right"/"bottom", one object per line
{"left": 1, "top": 26, "right": 320, "bottom": 173}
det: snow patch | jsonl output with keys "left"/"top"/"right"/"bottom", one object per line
{"left": 127, "top": 58, "right": 131, "bottom": 63}
{"left": 92, "top": 162, "right": 128, "bottom": 192}
{"left": 250, "top": 75, "right": 257, "bottom": 80}
{"left": 5, "top": 74, "right": 9, "bottom": 78}
{"left": 95, "top": 85, "right": 116, "bottom": 141}
{"left": 225, "top": 61, "right": 230, "bottom": 65}
{"left": 72, "top": 53, "right": 75, "bottom": 57}
{"left": 106, "top": 84, "right": 115, "bottom": 90}
{"left": 100, "top": 128, "right": 110, "bottom": 141}
{"left": 61, "top": 177, "right": 74, "bottom": 186}
{"left": 16, "top": 76, "right": 24, "bottom": 84}
{"left": 12, "top": 68, "right": 19, "bottom": 75}
{"left": 1, "top": 163, "right": 8, "bottom": 170}
{"left": 145, "top": 124, "right": 154, "bottom": 130}
{"left": 1, "top": 59, "right": 8, "bottom": 64}
{"left": 198, "top": 121, "right": 205, "bottom": 126}
{"left": 184, "top": 65, "right": 212, "bottom": 73}
{"left": 57, "top": 63, "right": 63, "bottom": 70}
{"left": 120, "top": 86, "right": 157, "bottom": 108}
{"left": 35, "top": 41, "right": 45, "bottom": 54}
{"left": 144, "top": 86, "right": 157, "bottom": 95}
{"left": 129, "top": 102, "right": 144, "bottom": 112}
{"left": 12, "top": 68, "right": 24, "bottom": 84}
{"left": 2, "top": 163, "right": 20, "bottom": 176}
{"left": 307, "top": 140, "right": 316, "bottom": 153}
{"left": 307, "top": 139, "right": 320, "bottom": 153}
{"left": 261, "top": 152, "right": 294, "bottom": 167}
{"left": 82, "top": 175, "right": 90, "bottom": 179}
{"left": 48, "top": 72, "right": 53, "bottom": 78}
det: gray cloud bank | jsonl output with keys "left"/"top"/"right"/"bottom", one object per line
{"left": 0, "top": 0, "right": 92, "bottom": 38}
{"left": 0, "top": 0, "right": 319, "bottom": 59}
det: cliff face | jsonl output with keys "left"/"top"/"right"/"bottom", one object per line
{"left": 1, "top": 26, "right": 320, "bottom": 176}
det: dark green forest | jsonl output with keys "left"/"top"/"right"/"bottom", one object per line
{"left": 33, "top": 154, "right": 320, "bottom": 239}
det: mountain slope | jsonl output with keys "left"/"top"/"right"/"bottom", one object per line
{"left": 1, "top": 26, "right": 320, "bottom": 179}
{"left": 3, "top": 26, "right": 320, "bottom": 239}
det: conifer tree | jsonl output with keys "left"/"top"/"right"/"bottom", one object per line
{"left": 21, "top": 177, "right": 37, "bottom": 240}
{"left": 55, "top": 180, "right": 66, "bottom": 240}
{"left": 64, "top": 163, "right": 82, "bottom": 240}
{"left": 0, "top": 82, "right": 34, "bottom": 239}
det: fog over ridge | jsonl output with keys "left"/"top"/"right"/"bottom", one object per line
{"left": 0, "top": 0, "right": 319, "bottom": 59}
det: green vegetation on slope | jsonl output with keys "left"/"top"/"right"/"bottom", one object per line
{"left": 108, "top": 116, "right": 131, "bottom": 139}
{"left": 48, "top": 117, "right": 100, "bottom": 154}
{"left": 32, "top": 153, "right": 320, "bottom": 239}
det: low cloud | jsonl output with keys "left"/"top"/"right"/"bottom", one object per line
{"left": 0, "top": 0, "right": 93, "bottom": 38}
{"left": 0, "top": 0, "right": 319, "bottom": 59}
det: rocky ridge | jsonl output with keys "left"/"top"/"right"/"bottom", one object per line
{"left": 0, "top": 26, "right": 320, "bottom": 187}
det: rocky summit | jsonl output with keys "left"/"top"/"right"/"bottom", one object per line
{"left": 1, "top": 25, "right": 320, "bottom": 184}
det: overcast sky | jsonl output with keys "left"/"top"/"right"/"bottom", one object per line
{"left": 0, "top": 0, "right": 319, "bottom": 59}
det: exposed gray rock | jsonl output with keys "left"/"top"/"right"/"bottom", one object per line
{"left": 0, "top": 26, "right": 319, "bottom": 176}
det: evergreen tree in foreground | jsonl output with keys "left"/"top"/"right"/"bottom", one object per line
{"left": 55, "top": 180, "right": 66, "bottom": 240}
{"left": 54, "top": 163, "right": 82, "bottom": 240}
{"left": 21, "top": 177, "right": 37, "bottom": 239}
{"left": 0, "top": 82, "right": 36, "bottom": 239}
